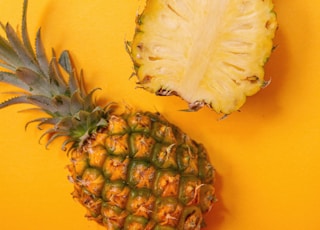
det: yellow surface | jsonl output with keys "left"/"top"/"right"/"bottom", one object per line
{"left": 0, "top": 0, "right": 319, "bottom": 229}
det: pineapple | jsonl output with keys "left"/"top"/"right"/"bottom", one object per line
{"left": 0, "top": 1, "right": 215, "bottom": 229}
{"left": 128, "top": 0, "right": 278, "bottom": 114}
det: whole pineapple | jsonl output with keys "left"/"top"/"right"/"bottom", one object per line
{"left": 0, "top": 1, "right": 215, "bottom": 229}
{"left": 128, "top": 0, "right": 278, "bottom": 114}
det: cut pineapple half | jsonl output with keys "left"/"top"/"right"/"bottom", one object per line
{"left": 129, "top": 0, "right": 278, "bottom": 114}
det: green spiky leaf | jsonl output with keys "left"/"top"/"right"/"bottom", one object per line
{"left": 0, "top": 0, "right": 110, "bottom": 151}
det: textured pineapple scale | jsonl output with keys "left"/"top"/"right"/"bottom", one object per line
{"left": 68, "top": 112, "right": 216, "bottom": 229}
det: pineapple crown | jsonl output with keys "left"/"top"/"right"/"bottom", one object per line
{"left": 0, "top": 0, "right": 110, "bottom": 151}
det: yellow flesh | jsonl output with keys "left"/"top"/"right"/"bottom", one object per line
{"left": 131, "top": 0, "right": 277, "bottom": 113}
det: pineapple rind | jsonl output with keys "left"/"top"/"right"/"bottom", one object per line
{"left": 130, "top": 0, "right": 278, "bottom": 114}
{"left": 69, "top": 111, "right": 216, "bottom": 229}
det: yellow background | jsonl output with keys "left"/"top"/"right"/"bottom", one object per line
{"left": 0, "top": 0, "right": 319, "bottom": 229}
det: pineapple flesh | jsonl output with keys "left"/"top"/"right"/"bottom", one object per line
{"left": 0, "top": 1, "right": 215, "bottom": 229}
{"left": 128, "top": 0, "right": 278, "bottom": 114}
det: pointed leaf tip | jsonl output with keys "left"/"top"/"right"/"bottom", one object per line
{"left": 58, "top": 50, "right": 73, "bottom": 74}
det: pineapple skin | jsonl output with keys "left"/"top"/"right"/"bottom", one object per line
{"left": 68, "top": 111, "right": 215, "bottom": 229}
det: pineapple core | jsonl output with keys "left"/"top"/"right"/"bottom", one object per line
{"left": 130, "top": 0, "right": 277, "bottom": 114}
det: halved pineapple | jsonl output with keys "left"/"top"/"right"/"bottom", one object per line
{"left": 129, "top": 0, "right": 278, "bottom": 114}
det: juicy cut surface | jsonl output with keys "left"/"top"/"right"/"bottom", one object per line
{"left": 130, "top": 0, "right": 277, "bottom": 113}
